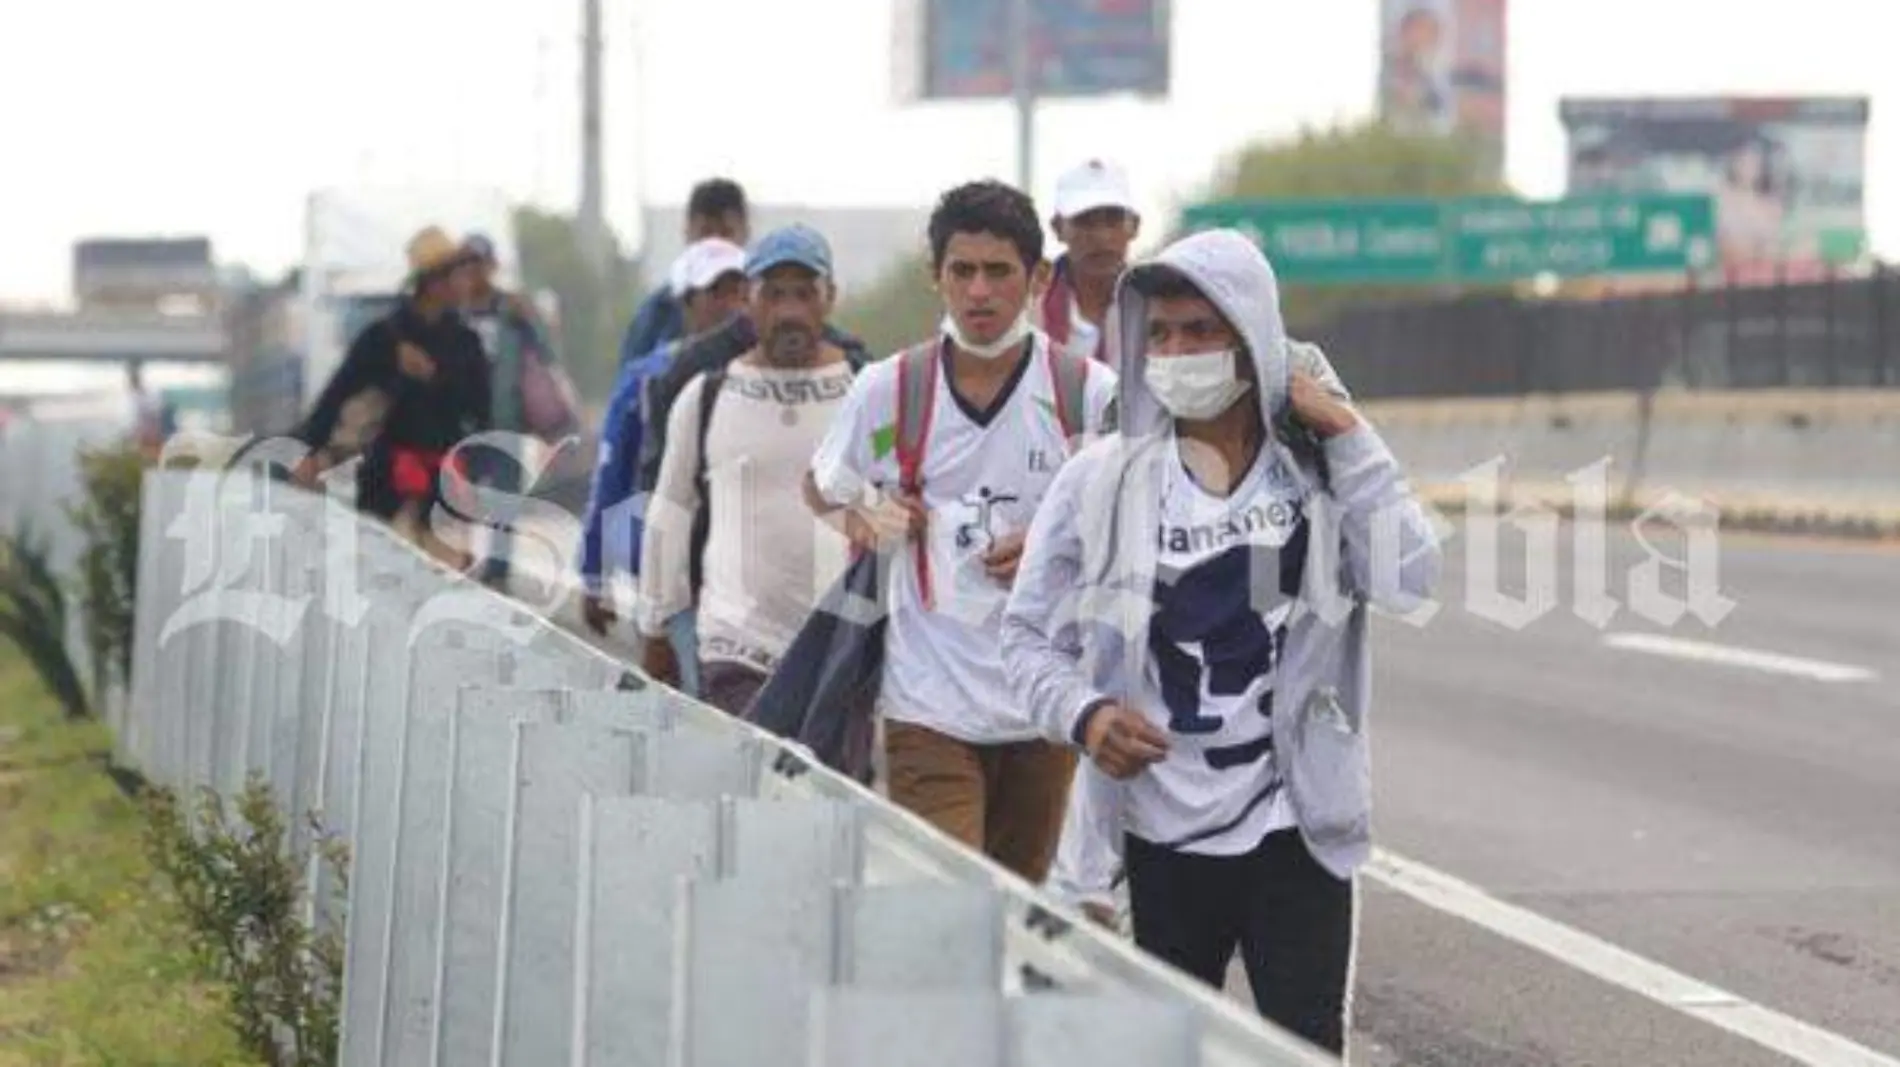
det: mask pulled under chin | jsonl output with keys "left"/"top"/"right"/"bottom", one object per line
{"left": 941, "top": 311, "right": 1033, "bottom": 360}
{"left": 1144, "top": 348, "right": 1253, "bottom": 421}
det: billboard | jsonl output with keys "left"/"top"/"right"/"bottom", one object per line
{"left": 1560, "top": 97, "right": 1870, "bottom": 280}
{"left": 1378, "top": 0, "right": 1507, "bottom": 173}
{"left": 894, "top": 0, "right": 1171, "bottom": 101}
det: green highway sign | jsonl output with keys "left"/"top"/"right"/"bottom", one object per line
{"left": 1180, "top": 194, "right": 1716, "bottom": 286}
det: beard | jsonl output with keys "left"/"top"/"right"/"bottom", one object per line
{"left": 763, "top": 324, "right": 819, "bottom": 365}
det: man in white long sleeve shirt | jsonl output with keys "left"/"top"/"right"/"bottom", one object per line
{"left": 638, "top": 225, "right": 854, "bottom": 714}
{"left": 1001, "top": 229, "right": 1441, "bottom": 1057}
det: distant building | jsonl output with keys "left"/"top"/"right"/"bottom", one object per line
{"left": 637, "top": 204, "right": 932, "bottom": 300}
{"left": 72, "top": 236, "right": 220, "bottom": 312}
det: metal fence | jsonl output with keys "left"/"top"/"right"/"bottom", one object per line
{"left": 1313, "top": 271, "right": 1900, "bottom": 399}
{"left": 104, "top": 466, "right": 1333, "bottom": 1067}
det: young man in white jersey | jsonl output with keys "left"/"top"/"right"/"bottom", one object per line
{"left": 639, "top": 226, "right": 854, "bottom": 715}
{"left": 804, "top": 180, "right": 1117, "bottom": 881}
{"left": 1002, "top": 229, "right": 1440, "bottom": 1056}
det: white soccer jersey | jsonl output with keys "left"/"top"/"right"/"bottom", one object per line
{"left": 810, "top": 335, "right": 1117, "bottom": 744}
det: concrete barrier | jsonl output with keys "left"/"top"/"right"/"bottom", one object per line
{"left": 1365, "top": 388, "right": 1900, "bottom": 537}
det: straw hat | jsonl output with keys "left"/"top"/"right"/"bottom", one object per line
{"left": 406, "top": 226, "right": 468, "bottom": 281}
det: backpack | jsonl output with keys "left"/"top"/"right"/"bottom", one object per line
{"left": 890, "top": 335, "right": 1093, "bottom": 610}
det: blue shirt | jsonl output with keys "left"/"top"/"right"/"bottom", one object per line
{"left": 577, "top": 339, "right": 681, "bottom": 587}
{"left": 618, "top": 287, "right": 684, "bottom": 368}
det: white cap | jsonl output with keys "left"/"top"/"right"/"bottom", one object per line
{"left": 670, "top": 237, "right": 747, "bottom": 295}
{"left": 1052, "top": 159, "right": 1138, "bottom": 221}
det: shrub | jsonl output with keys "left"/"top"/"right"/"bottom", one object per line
{"left": 142, "top": 777, "right": 348, "bottom": 1067}
{"left": 0, "top": 524, "right": 89, "bottom": 719}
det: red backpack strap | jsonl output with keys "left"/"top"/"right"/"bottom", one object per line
{"left": 892, "top": 341, "right": 940, "bottom": 608}
{"left": 1043, "top": 342, "right": 1092, "bottom": 451}
{"left": 1039, "top": 271, "right": 1072, "bottom": 347}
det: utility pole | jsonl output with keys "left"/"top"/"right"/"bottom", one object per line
{"left": 1009, "top": 0, "right": 1036, "bottom": 193}
{"left": 579, "top": 0, "right": 608, "bottom": 284}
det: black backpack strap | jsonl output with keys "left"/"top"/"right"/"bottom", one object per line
{"left": 688, "top": 369, "right": 725, "bottom": 598}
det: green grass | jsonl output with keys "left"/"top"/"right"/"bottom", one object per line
{"left": 0, "top": 645, "right": 257, "bottom": 1067}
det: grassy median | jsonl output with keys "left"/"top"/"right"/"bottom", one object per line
{"left": 0, "top": 645, "right": 255, "bottom": 1067}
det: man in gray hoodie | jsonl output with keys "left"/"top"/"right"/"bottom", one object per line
{"left": 1002, "top": 228, "right": 1440, "bottom": 1055}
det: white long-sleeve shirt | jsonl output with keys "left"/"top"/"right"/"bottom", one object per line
{"left": 638, "top": 360, "right": 854, "bottom": 670}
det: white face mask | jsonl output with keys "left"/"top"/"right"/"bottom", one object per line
{"left": 941, "top": 309, "right": 1033, "bottom": 360}
{"left": 1144, "top": 349, "right": 1252, "bottom": 421}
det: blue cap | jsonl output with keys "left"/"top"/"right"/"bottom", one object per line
{"left": 746, "top": 224, "right": 832, "bottom": 279}
{"left": 463, "top": 232, "right": 497, "bottom": 263}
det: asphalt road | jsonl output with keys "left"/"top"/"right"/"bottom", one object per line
{"left": 1344, "top": 522, "right": 1900, "bottom": 1065}
{"left": 509, "top": 517, "right": 1900, "bottom": 1064}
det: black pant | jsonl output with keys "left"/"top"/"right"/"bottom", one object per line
{"left": 1124, "top": 828, "right": 1354, "bottom": 1057}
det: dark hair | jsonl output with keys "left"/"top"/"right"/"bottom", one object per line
{"left": 1129, "top": 264, "right": 1245, "bottom": 347}
{"left": 688, "top": 178, "right": 747, "bottom": 221}
{"left": 1127, "top": 264, "right": 1205, "bottom": 302}
{"left": 927, "top": 180, "right": 1044, "bottom": 270}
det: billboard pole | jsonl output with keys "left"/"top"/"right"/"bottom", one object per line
{"left": 1009, "top": 0, "right": 1035, "bottom": 193}
{"left": 579, "top": 0, "right": 608, "bottom": 282}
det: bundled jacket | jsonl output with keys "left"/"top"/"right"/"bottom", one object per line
{"left": 1001, "top": 230, "right": 1441, "bottom": 893}
{"left": 465, "top": 291, "right": 554, "bottom": 432}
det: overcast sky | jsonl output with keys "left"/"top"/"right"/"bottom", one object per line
{"left": 1, "top": 0, "right": 1892, "bottom": 304}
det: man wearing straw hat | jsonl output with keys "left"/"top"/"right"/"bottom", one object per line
{"left": 294, "top": 226, "right": 493, "bottom": 567}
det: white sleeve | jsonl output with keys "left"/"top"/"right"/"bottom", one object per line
{"left": 1044, "top": 762, "right": 1126, "bottom": 911}
{"left": 808, "top": 361, "right": 890, "bottom": 508}
{"left": 636, "top": 373, "right": 705, "bottom": 636}
{"left": 1001, "top": 453, "right": 1111, "bottom": 745}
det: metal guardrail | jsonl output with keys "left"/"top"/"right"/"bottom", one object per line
{"left": 111, "top": 467, "right": 1335, "bottom": 1067}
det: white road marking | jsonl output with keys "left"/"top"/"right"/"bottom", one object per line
{"left": 1367, "top": 851, "right": 1900, "bottom": 1067}
{"left": 1602, "top": 632, "right": 1878, "bottom": 683}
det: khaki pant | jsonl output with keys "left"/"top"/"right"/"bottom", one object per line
{"left": 884, "top": 720, "right": 1077, "bottom": 883}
